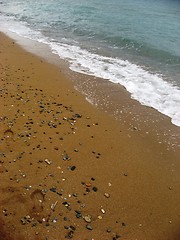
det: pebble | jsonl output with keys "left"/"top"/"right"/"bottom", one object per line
{"left": 44, "top": 159, "right": 52, "bottom": 165}
{"left": 74, "top": 113, "right": 82, "bottom": 118}
{"left": 84, "top": 215, "right": 92, "bottom": 223}
{"left": 122, "top": 222, "right": 126, "bottom": 227}
{"left": 85, "top": 182, "right": 91, "bottom": 187}
{"left": 86, "top": 224, "right": 93, "bottom": 230}
{"left": 101, "top": 208, "right": 106, "bottom": 214}
{"left": 71, "top": 166, "right": 76, "bottom": 171}
{"left": 104, "top": 193, "right": 110, "bottom": 198}
{"left": 92, "top": 187, "right": 98, "bottom": 192}
{"left": 75, "top": 210, "right": 82, "bottom": 218}
{"left": 50, "top": 187, "right": 57, "bottom": 193}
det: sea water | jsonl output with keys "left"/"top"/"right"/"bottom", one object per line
{"left": 0, "top": 0, "right": 180, "bottom": 126}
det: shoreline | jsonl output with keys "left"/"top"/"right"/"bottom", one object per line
{"left": 1, "top": 27, "right": 180, "bottom": 129}
{"left": 0, "top": 32, "right": 180, "bottom": 240}
{"left": 2, "top": 28, "right": 180, "bottom": 151}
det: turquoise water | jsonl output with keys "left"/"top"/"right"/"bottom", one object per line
{"left": 0, "top": 0, "right": 180, "bottom": 125}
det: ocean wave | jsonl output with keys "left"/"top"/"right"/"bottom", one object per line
{"left": 50, "top": 42, "right": 180, "bottom": 126}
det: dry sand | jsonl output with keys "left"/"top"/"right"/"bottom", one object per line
{"left": 0, "top": 32, "right": 180, "bottom": 240}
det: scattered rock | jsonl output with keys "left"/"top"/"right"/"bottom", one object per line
{"left": 86, "top": 224, "right": 93, "bottom": 230}
{"left": 84, "top": 215, "right": 92, "bottom": 223}
{"left": 122, "top": 222, "right": 126, "bottom": 227}
{"left": 44, "top": 159, "right": 53, "bottom": 165}
{"left": 106, "top": 228, "right": 112, "bottom": 233}
{"left": 71, "top": 166, "right": 76, "bottom": 171}
{"left": 75, "top": 210, "right": 82, "bottom": 218}
{"left": 104, "top": 193, "right": 110, "bottom": 198}
{"left": 101, "top": 208, "right": 106, "bottom": 214}
{"left": 92, "top": 187, "right": 98, "bottom": 192}
{"left": 85, "top": 182, "right": 91, "bottom": 187}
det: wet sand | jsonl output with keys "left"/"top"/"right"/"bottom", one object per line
{"left": 0, "top": 32, "right": 180, "bottom": 240}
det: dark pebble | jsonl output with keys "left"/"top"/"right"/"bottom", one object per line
{"left": 74, "top": 113, "right": 82, "bottom": 118}
{"left": 71, "top": 166, "right": 76, "bottom": 171}
{"left": 70, "top": 226, "right": 76, "bottom": 231}
{"left": 86, "top": 188, "right": 90, "bottom": 193}
{"left": 50, "top": 187, "right": 57, "bottom": 193}
{"left": 62, "top": 202, "right": 70, "bottom": 207}
{"left": 92, "top": 187, "right": 98, "bottom": 192}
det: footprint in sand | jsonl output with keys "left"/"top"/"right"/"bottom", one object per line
{"left": 4, "top": 129, "right": 14, "bottom": 145}
{"left": 30, "top": 189, "right": 45, "bottom": 219}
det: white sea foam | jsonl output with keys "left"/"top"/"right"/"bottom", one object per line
{"left": 1, "top": 18, "right": 180, "bottom": 126}
{"left": 50, "top": 42, "right": 180, "bottom": 126}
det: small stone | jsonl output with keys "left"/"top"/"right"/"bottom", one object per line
{"left": 51, "top": 201, "right": 58, "bottom": 210}
{"left": 44, "top": 159, "right": 52, "bottom": 165}
{"left": 86, "top": 224, "right": 93, "bottom": 230}
{"left": 84, "top": 215, "right": 92, "bottom": 223}
{"left": 104, "top": 193, "right": 110, "bottom": 198}
{"left": 106, "top": 228, "right": 111, "bottom": 233}
{"left": 92, "top": 187, "right": 98, "bottom": 192}
{"left": 63, "top": 154, "right": 70, "bottom": 161}
{"left": 85, "top": 182, "right": 91, "bottom": 187}
{"left": 97, "top": 215, "right": 102, "bottom": 220}
{"left": 71, "top": 166, "right": 76, "bottom": 171}
{"left": 74, "top": 113, "right": 82, "bottom": 118}
{"left": 101, "top": 208, "right": 105, "bottom": 214}
{"left": 62, "top": 202, "right": 70, "bottom": 207}
{"left": 50, "top": 187, "right": 57, "bottom": 193}
{"left": 75, "top": 210, "right": 82, "bottom": 218}
{"left": 20, "top": 218, "right": 26, "bottom": 225}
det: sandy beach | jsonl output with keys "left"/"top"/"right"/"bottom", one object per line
{"left": 0, "top": 32, "right": 180, "bottom": 240}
